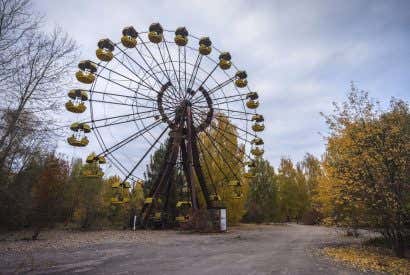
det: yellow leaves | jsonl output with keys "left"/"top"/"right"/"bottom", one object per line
{"left": 199, "top": 113, "right": 246, "bottom": 225}
{"left": 323, "top": 246, "right": 410, "bottom": 275}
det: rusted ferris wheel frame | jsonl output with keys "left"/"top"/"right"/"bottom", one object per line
{"left": 65, "top": 23, "right": 265, "bottom": 227}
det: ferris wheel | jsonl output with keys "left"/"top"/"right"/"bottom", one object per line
{"left": 65, "top": 23, "right": 265, "bottom": 226}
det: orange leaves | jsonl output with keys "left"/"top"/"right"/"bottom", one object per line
{"left": 323, "top": 246, "right": 410, "bottom": 274}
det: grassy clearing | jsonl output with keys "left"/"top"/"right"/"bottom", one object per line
{"left": 323, "top": 245, "right": 410, "bottom": 275}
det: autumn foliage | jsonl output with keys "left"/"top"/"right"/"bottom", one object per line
{"left": 316, "top": 87, "right": 409, "bottom": 257}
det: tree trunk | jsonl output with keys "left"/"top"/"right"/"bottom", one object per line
{"left": 32, "top": 226, "right": 40, "bottom": 240}
{"left": 392, "top": 232, "right": 405, "bottom": 258}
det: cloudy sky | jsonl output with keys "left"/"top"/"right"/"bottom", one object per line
{"left": 34, "top": 0, "right": 410, "bottom": 172}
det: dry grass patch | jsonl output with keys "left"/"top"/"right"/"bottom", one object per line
{"left": 323, "top": 246, "right": 410, "bottom": 274}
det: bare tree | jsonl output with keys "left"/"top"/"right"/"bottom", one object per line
{"left": 0, "top": 0, "right": 77, "bottom": 174}
{"left": 0, "top": 0, "right": 40, "bottom": 82}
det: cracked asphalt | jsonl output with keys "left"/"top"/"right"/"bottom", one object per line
{"left": 0, "top": 224, "right": 368, "bottom": 274}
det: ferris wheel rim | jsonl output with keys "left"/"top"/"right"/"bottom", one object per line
{"left": 69, "top": 24, "right": 264, "bottom": 184}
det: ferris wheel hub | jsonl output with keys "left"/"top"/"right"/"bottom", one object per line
{"left": 157, "top": 85, "right": 213, "bottom": 132}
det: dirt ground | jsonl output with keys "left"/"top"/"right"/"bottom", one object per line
{"left": 0, "top": 224, "right": 373, "bottom": 274}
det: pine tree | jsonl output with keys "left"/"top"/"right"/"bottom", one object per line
{"left": 244, "top": 158, "right": 278, "bottom": 223}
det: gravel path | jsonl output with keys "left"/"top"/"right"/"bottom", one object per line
{"left": 0, "top": 224, "right": 368, "bottom": 274}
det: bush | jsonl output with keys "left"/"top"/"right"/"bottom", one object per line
{"left": 301, "top": 209, "right": 322, "bottom": 225}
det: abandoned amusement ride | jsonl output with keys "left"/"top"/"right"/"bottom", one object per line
{"left": 65, "top": 23, "right": 265, "bottom": 230}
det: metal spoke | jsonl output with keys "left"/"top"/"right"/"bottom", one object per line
{"left": 93, "top": 61, "right": 160, "bottom": 95}
{"left": 137, "top": 37, "right": 178, "bottom": 94}
{"left": 89, "top": 98, "right": 158, "bottom": 109}
{"left": 98, "top": 120, "right": 163, "bottom": 158}
{"left": 207, "top": 123, "right": 253, "bottom": 159}
{"left": 201, "top": 129, "right": 243, "bottom": 182}
{"left": 133, "top": 45, "right": 165, "bottom": 86}
{"left": 207, "top": 106, "right": 252, "bottom": 116}
{"left": 163, "top": 39, "right": 182, "bottom": 94}
{"left": 195, "top": 95, "right": 247, "bottom": 106}
{"left": 92, "top": 112, "right": 164, "bottom": 130}
{"left": 206, "top": 76, "right": 235, "bottom": 95}
{"left": 89, "top": 89, "right": 157, "bottom": 103}
{"left": 188, "top": 64, "right": 218, "bottom": 99}
{"left": 195, "top": 138, "right": 218, "bottom": 195}
{"left": 155, "top": 43, "right": 175, "bottom": 88}
{"left": 187, "top": 54, "right": 202, "bottom": 91}
{"left": 78, "top": 112, "right": 133, "bottom": 125}
{"left": 215, "top": 117, "right": 258, "bottom": 138}
{"left": 96, "top": 73, "right": 157, "bottom": 102}
{"left": 121, "top": 125, "right": 169, "bottom": 183}
{"left": 195, "top": 132, "right": 231, "bottom": 183}
{"left": 191, "top": 107, "right": 256, "bottom": 140}
{"left": 113, "top": 44, "right": 166, "bottom": 89}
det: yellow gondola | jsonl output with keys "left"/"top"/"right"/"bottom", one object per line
{"left": 81, "top": 123, "right": 90, "bottom": 133}
{"left": 219, "top": 52, "right": 231, "bottom": 70}
{"left": 244, "top": 172, "right": 255, "bottom": 178}
{"left": 67, "top": 135, "right": 88, "bottom": 147}
{"left": 210, "top": 194, "right": 221, "bottom": 201}
{"left": 112, "top": 181, "right": 120, "bottom": 188}
{"left": 75, "top": 71, "right": 94, "bottom": 84}
{"left": 234, "top": 70, "right": 248, "bottom": 88}
{"left": 251, "top": 114, "right": 264, "bottom": 122}
{"left": 96, "top": 38, "right": 115, "bottom": 62}
{"left": 86, "top": 153, "right": 106, "bottom": 164}
{"left": 251, "top": 147, "right": 264, "bottom": 157}
{"left": 98, "top": 155, "right": 106, "bottom": 164}
{"left": 86, "top": 153, "right": 96, "bottom": 163}
{"left": 121, "top": 26, "right": 138, "bottom": 48}
{"left": 83, "top": 153, "right": 105, "bottom": 178}
{"left": 69, "top": 122, "right": 80, "bottom": 131}
{"left": 251, "top": 137, "right": 264, "bottom": 145}
{"left": 232, "top": 191, "right": 243, "bottom": 199}
{"left": 65, "top": 101, "right": 86, "bottom": 113}
{"left": 123, "top": 181, "right": 131, "bottom": 188}
{"left": 111, "top": 196, "right": 129, "bottom": 204}
{"left": 198, "top": 37, "right": 212, "bottom": 55}
{"left": 111, "top": 197, "right": 122, "bottom": 204}
{"left": 252, "top": 123, "right": 265, "bottom": 132}
{"left": 175, "top": 215, "right": 189, "bottom": 223}
{"left": 246, "top": 160, "right": 256, "bottom": 168}
{"left": 235, "top": 78, "right": 247, "bottom": 88}
{"left": 153, "top": 212, "right": 162, "bottom": 221}
{"left": 246, "top": 92, "right": 258, "bottom": 100}
{"left": 82, "top": 168, "right": 104, "bottom": 178}
{"left": 67, "top": 135, "right": 80, "bottom": 146}
{"left": 246, "top": 100, "right": 259, "bottom": 109}
{"left": 174, "top": 27, "right": 188, "bottom": 46}
{"left": 148, "top": 23, "right": 163, "bottom": 43}
{"left": 75, "top": 60, "right": 97, "bottom": 84}
{"left": 68, "top": 89, "right": 88, "bottom": 101}
{"left": 228, "top": 180, "right": 241, "bottom": 187}
{"left": 70, "top": 122, "right": 91, "bottom": 133}
{"left": 176, "top": 201, "right": 191, "bottom": 208}
{"left": 79, "top": 137, "right": 89, "bottom": 146}
{"left": 66, "top": 89, "right": 88, "bottom": 113}
{"left": 96, "top": 48, "right": 113, "bottom": 62}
